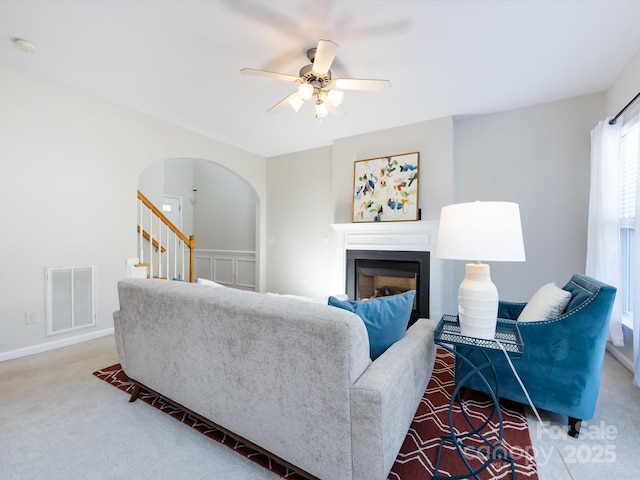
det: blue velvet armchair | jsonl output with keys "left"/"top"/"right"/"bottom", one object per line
{"left": 455, "top": 274, "right": 616, "bottom": 437}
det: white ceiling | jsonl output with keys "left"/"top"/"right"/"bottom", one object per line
{"left": 1, "top": 0, "right": 640, "bottom": 158}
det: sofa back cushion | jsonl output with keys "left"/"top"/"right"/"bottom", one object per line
{"left": 563, "top": 276, "right": 598, "bottom": 313}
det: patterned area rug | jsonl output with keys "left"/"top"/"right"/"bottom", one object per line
{"left": 93, "top": 347, "right": 537, "bottom": 479}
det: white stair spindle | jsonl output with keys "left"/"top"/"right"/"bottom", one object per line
{"left": 138, "top": 200, "right": 144, "bottom": 265}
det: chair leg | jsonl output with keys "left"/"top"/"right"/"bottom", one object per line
{"left": 568, "top": 417, "right": 582, "bottom": 438}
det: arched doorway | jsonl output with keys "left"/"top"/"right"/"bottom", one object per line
{"left": 138, "top": 158, "right": 258, "bottom": 289}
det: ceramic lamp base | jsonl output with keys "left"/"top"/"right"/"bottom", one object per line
{"left": 458, "top": 262, "right": 498, "bottom": 339}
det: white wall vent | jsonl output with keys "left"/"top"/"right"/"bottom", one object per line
{"left": 46, "top": 266, "right": 96, "bottom": 336}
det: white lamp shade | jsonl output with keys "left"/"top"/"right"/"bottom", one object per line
{"left": 298, "top": 83, "right": 314, "bottom": 100}
{"left": 288, "top": 94, "right": 304, "bottom": 112}
{"left": 436, "top": 201, "right": 525, "bottom": 262}
{"left": 327, "top": 89, "right": 344, "bottom": 107}
{"left": 315, "top": 101, "right": 328, "bottom": 118}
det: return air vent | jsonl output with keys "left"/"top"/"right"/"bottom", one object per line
{"left": 46, "top": 266, "right": 95, "bottom": 335}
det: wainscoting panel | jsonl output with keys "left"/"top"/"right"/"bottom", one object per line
{"left": 193, "top": 256, "right": 213, "bottom": 282}
{"left": 194, "top": 250, "right": 256, "bottom": 290}
{"left": 213, "top": 257, "right": 234, "bottom": 285}
{"left": 236, "top": 259, "right": 256, "bottom": 289}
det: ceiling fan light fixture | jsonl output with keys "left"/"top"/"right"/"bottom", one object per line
{"left": 298, "top": 83, "right": 314, "bottom": 100}
{"left": 289, "top": 94, "right": 305, "bottom": 112}
{"left": 327, "top": 89, "right": 344, "bottom": 107}
{"left": 243, "top": 39, "right": 391, "bottom": 120}
{"left": 315, "top": 100, "right": 328, "bottom": 119}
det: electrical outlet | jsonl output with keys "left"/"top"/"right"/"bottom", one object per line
{"left": 25, "top": 312, "right": 37, "bottom": 325}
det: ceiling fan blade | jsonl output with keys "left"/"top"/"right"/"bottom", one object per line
{"left": 267, "top": 91, "right": 299, "bottom": 113}
{"left": 326, "top": 102, "right": 346, "bottom": 118}
{"left": 332, "top": 78, "right": 391, "bottom": 91}
{"left": 241, "top": 68, "right": 300, "bottom": 83}
{"left": 311, "top": 39, "right": 339, "bottom": 76}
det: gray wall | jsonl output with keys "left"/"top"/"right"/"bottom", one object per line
{"left": 265, "top": 95, "right": 606, "bottom": 312}
{"left": 265, "top": 117, "right": 456, "bottom": 298}
{"left": 332, "top": 117, "right": 456, "bottom": 224}
{"left": 453, "top": 93, "right": 605, "bottom": 300}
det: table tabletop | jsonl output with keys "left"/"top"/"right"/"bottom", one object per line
{"left": 434, "top": 314, "right": 524, "bottom": 355}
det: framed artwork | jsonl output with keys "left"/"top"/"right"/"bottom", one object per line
{"left": 352, "top": 152, "right": 420, "bottom": 222}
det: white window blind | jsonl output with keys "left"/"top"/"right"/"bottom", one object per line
{"left": 619, "top": 115, "right": 639, "bottom": 319}
{"left": 620, "top": 117, "right": 639, "bottom": 223}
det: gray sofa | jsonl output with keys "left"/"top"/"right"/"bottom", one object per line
{"left": 113, "top": 278, "right": 437, "bottom": 480}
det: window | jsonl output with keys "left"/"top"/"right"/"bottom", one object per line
{"left": 619, "top": 115, "right": 639, "bottom": 328}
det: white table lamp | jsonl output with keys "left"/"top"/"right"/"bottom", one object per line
{"left": 436, "top": 201, "right": 526, "bottom": 339}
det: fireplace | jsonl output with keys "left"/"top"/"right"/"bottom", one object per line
{"left": 331, "top": 221, "right": 442, "bottom": 322}
{"left": 346, "top": 250, "right": 430, "bottom": 327}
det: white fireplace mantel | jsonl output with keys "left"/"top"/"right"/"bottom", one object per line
{"left": 331, "top": 221, "right": 442, "bottom": 320}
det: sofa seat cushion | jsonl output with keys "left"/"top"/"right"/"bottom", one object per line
{"left": 328, "top": 290, "right": 415, "bottom": 359}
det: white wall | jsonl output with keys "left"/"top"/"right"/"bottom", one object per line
{"left": 138, "top": 161, "right": 164, "bottom": 209}
{"left": 163, "top": 158, "right": 196, "bottom": 236}
{"left": 606, "top": 49, "right": 640, "bottom": 118}
{"left": 0, "top": 60, "right": 266, "bottom": 358}
{"left": 4, "top": 45, "right": 639, "bottom": 357}
{"left": 266, "top": 146, "right": 335, "bottom": 296}
{"left": 454, "top": 93, "right": 605, "bottom": 301}
{"left": 138, "top": 158, "right": 256, "bottom": 251}
{"left": 193, "top": 161, "right": 256, "bottom": 251}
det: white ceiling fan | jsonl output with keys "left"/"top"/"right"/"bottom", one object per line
{"left": 241, "top": 39, "right": 391, "bottom": 119}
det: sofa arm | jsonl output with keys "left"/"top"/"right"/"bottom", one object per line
{"left": 350, "top": 317, "right": 438, "bottom": 480}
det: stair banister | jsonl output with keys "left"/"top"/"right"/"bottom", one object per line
{"left": 137, "top": 190, "right": 196, "bottom": 282}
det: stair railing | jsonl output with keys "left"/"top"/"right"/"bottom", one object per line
{"left": 137, "top": 190, "right": 196, "bottom": 282}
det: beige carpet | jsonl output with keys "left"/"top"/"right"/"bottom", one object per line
{"left": 1, "top": 335, "right": 639, "bottom": 479}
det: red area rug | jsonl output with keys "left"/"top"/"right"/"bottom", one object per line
{"left": 93, "top": 347, "right": 537, "bottom": 479}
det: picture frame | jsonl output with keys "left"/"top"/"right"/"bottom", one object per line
{"left": 352, "top": 152, "right": 420, "bottom": 223}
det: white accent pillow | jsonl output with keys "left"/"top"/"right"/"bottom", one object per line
{"left": 517, "top": 283, "right": 571, "bottom": 322}
{"left": 197, "top": 278, "right": 225, "bottom": 288}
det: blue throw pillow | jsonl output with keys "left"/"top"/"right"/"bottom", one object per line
{"left": 328, "top": 290, "right": 416, "bottom": 360}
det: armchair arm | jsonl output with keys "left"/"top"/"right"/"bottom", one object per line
{"left": 498, "top": 301, "right": 526, "bottom": 320}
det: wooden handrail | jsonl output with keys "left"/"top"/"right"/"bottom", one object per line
{"left": 137, "top": 225, "right": 166, "bottom": 253}
{"left": 137, "top": 190, "right": 196, "bottom": 282}
{"left": 137, "top": 190, "right": 191, "bottom": 245}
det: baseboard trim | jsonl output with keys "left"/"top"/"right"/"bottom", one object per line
{"left": 0, "top": 328, "right": 114, "bottom": 363}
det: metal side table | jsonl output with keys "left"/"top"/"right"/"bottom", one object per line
{"left": 433, "top": 314, "right": 524, "bottom": 480}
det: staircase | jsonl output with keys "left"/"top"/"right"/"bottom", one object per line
{"left": 136, "top": 190, "right": 196, "bottom": 282}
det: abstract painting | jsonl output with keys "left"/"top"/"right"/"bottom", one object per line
{"left": 352, "top": 152, "right": 419, "bottom": 222}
